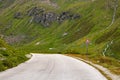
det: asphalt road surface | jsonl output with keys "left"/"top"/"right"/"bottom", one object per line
{"left": 0, "top": 54, "right": 107, "bottom": 80}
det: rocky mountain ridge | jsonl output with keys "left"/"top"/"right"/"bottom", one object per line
{"left": 14, "top": 7, "right": 80, "bottom": 27}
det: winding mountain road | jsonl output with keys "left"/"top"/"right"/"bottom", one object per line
{"left": 0, "top": 54, "right": 107, "bottom": 80}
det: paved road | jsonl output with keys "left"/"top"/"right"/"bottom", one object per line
{"left": 0, "top": 54, "right": 107, "bottom": 80}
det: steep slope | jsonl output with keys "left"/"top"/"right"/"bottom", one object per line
{"left": 0, "top": 0, "right": 120, "bottom": 73}
{"left": 0, "top": 38, "right": 27, "bottom": 71}
{"left": 0, "top": 0, "right": 120, "bottom": 58}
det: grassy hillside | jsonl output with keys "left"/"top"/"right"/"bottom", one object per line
{"left": 0, "top": 0, "right": 120, "bottom": 74}
{"left": 0, "top": 38, "right": 27, "bottom": 71}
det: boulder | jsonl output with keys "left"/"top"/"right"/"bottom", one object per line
{"left": 14, "top": 12, "right": 22, "bottom": 19}
{"left": 45, "top": 12, "right": 57, "bottom": 22}
{"left": 33, "top": 15, "right": 42, "bottom": 23}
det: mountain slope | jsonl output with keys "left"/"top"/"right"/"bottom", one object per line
{"left": 0, "top": 0, "right": 120, "bottom": 59}
{"left": 0, "top": 0, "right": 120, "bottom": 74}
{"left": 0, "top": 38, "right": 27, "bottom": 71}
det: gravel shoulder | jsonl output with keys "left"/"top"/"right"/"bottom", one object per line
{"left": 71, "top": 56, "right": 120, "bottom": 80}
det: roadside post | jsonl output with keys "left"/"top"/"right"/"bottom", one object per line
{"left": 86, "top": 39, "right": 90, "bottom": 54}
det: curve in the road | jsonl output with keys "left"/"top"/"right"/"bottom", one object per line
{"left": 0, "top": 54, "right": 107, "bottom": 80}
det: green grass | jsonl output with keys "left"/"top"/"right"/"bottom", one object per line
{"left": 0, "top": 38, "right": 28, "bottom": 71}
{"left": 0, "top": 0, "right": 120, "bottom": 74}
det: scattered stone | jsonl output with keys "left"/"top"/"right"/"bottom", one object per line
{"left": 25, "top": 54, "right": 32, "bottom": 58}
{"left": 14, "top": 12, "right": 22, "bottom": 19}
{"left": 35, "top": 42, "right": 40, "bottom": 45}
{"left": 49, "top": 48, "right": 54, "bottom": 50}
{"left": 63, "top": 32, "right": 68, "bottom": 36}
{"left": 97, "top": 60, "right": 100, "bottom": 63}
{"left": 29, "top": 16, "right": 34, "bottom": 23}
{"left": 0, "top": 47, "right": 6, "bottom": 50}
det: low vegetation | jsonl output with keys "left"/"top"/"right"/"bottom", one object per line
{"left": 0, "top": 38, "right": 28, "bottom": 71}
{"left": 0, "top": 0, "right": 120, "bottom": 75}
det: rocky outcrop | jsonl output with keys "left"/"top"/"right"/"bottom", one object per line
{"left": 33, "top": 12, "right": 57, "bottom": 27}
{"left": 28, "top": 7, "right": 81, "bottom": 27}
{"left": 58, "top": 11, "right": 80, "bottom": 22}
{"left": 13, "top": 7, "right": 81, "bottom": 27}
{"left": 14, "top": 12, "right": 22, "bottom": 19}
{"left": 32, "top": 8, "right": 80, "bottom": 27}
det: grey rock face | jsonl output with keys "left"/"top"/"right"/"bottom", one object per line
{"left": 30, "top": 8, "right": 81, "bottom": 27}
{"left": 33, "top": 12, "right": 57, "bottom": 27}
{"left": 33, "top": 15, "right": 42, "bottom": 23}
{"left": 58, "top": 11, "right": 71, "bottom": 22}
{"left": 58, "top": 12, "right": 81, "bottom": 21}
{"left": 13, "top": 7, "right": 81, "bottom": 27}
